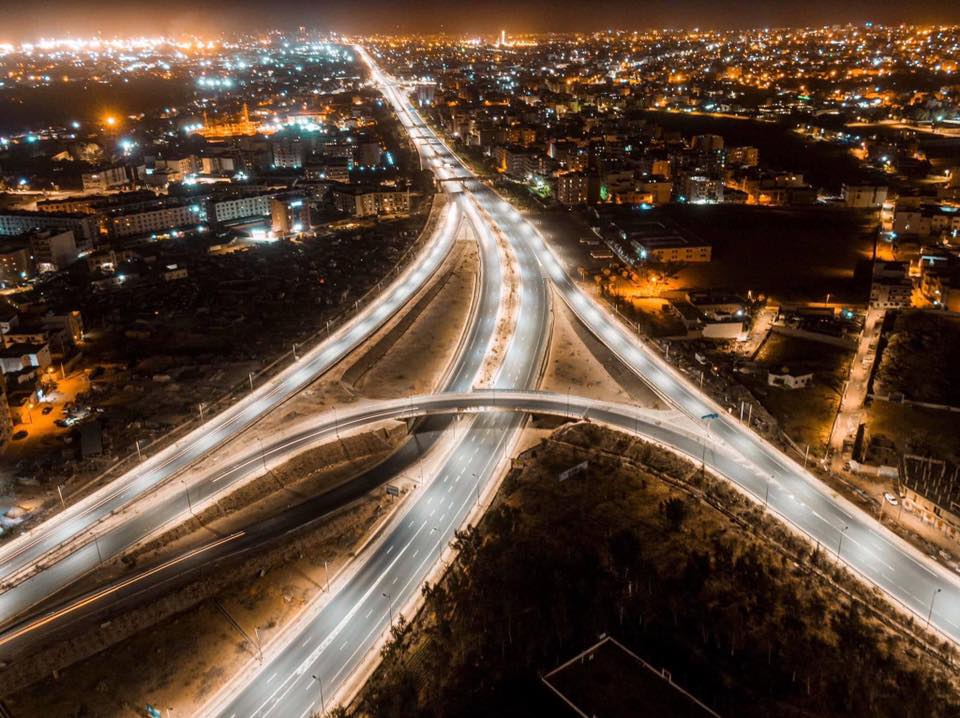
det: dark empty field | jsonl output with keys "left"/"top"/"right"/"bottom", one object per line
{"left": 662, "top": 204, "right": 877, "bottom": 304}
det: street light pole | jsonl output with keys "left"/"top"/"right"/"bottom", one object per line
{"left": 182, "top": 480, "right": 194, "bottom": 517}
{"left": 311, "top": 674, "right": 325, "bottom": 714}
{"left": 198, "top": 402, "right": 204, "bottom": 422}
{"left": 135, "top": 439, "right": 143, "bottom": 462}
{"left": 836, "top": 525, "right": 849, "bottom": 560}
{"left": 699, "top": 414, "right": 717, "bottom": 478}
{"left": 248, "top": 372, "right": 255, "bottom": 392}
{"left": 257, "top": 437, "right": 267, "bottom": 473}
{"left": 57, "top": 484, "right": 66, "bottom": 509}
{"left": 383, "top": 592, "right": 393, "bottom": 625}
{"left": 927, "top": 587, "right": 942, "bottom": 630}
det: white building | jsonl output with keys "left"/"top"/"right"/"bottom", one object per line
{"left": 842, "top": 184, "right": 888, "bottom": 208}
{"left": 109, "top": 204, "right": 203, "bottom": 238}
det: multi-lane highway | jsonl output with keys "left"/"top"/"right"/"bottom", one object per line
{"left": 4, "top": 41, "right": 960, "bottom": 718}
{"left": 0, "top": 394, "right": 695, "bottom": 658}
{"left": 211, "top": 54, "right": 555, "bottom": 717}
{"left": 0, "top": 197, "right": 464, "bottom": 622}
{"left": 357, "top": 46, "right": 960, "bottom": 655}
{"left": 195, "top": 45, "right": 960, "bottom": 718}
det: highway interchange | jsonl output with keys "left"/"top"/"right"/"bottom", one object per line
{"left": 213, "top": 46, "right": 960, "bottom": 716}
{"left": 0, "top": 43, "right": 959, "bottom": 718}
{"left": 0, "top": 184, "right": 464, "bottom": 621}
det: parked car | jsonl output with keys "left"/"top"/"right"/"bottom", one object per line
{"left": 883, "top": 492, "right": 899, "bottom": 506}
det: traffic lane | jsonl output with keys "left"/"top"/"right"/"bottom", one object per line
{"left": 220, "top": 412, "right": 519, "bottom": 718}
{"left": 0, "top": 397, "right": 836, "bottom": 660}
{"left": 0, "top": 193, "right": 502, "bottom": 635}
{"left": 221, "top": 65, "right": 550, "bottom": 714}
{"left": 0, "top": 423, "right": 455, "bottom": 657}
{"left": 374, "top": 66, "right": 955, "bottom": 587}
{"left": 590, "top": 401, "right": 960, "bottom": 638}
{"left": 367, "top": 56, "right": 960, "bottom": 641}
{"left": 0, "top": 204, "right": 463, "bottom": 587}
{"left": 541, "top": 256, "right": 960, "bottom": 602}
{"left": 0, "top": 124, "right": 502, "bottom": 620}
{"left": 0, "top": 405, "right": 411, "bottom": 623}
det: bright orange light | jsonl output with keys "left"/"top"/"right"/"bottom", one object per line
{"left": 105, "top": 115, "right": 117, "bottom": 127}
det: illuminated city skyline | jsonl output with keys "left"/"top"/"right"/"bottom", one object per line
{"left": 4, "top": 0, "right": 960, "bottom": 42}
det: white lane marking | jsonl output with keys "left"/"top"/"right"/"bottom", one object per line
{"left": 249, "top": 522, "right": 427, "bottom": 718}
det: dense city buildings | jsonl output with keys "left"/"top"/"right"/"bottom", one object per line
{"left": 0, "top": 17, "right": 959, "bottom": 718}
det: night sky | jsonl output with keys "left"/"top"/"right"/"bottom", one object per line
{"left": 5, "top": 0, "right": 960, "bottom": 41}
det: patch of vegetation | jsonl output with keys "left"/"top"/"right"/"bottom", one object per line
{"left": 353, "top": 424, "right": 959, "bottom": 718}
{"left": 749, "top": 334, "right": 850, "bottom": 452}
{"left": 867, "top": 402, "right": 960, "bottom": 465}
{"left": 876, "top": 311, "right": 960, "bottom": 406}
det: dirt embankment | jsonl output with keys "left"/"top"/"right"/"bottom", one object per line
{"left": 344, "top": 239, "right": 478, "bottom": 398}
{"left": 124, "top": 425, "right": 407, "bottom": 567}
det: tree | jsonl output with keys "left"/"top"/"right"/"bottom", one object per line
{"left": 664, "top": 497, "right": 689, "bottom": 531}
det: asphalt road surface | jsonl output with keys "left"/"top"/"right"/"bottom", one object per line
{"left": 0, "top": 198, "right": 463, "bottom": 621}
{"left": 358, "top": 46, "right": 960, "bottom": 664}
{"left": 214, "top": 50, "right": 553, "bottom": 717}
